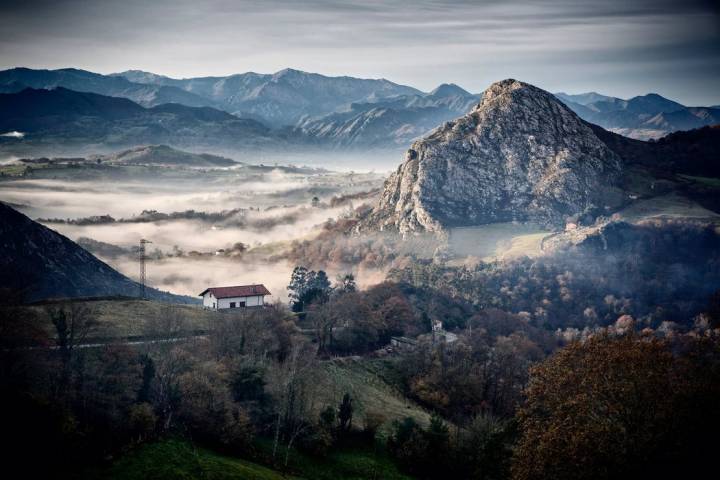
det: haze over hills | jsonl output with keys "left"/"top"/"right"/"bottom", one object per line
{"left": 0, "top": 67, "right": 214, "bottom": 108}
{"left": 555, "top": 90, "right": 720, "bottom": 140}
{"left": 0, "top": 202, "right": 194, "bottom": 303}
{"left": 2, "top": 66, "right": 718, "bottom": 155}
{"left": 0, "top": 87, "right": 294, "bottom": 156}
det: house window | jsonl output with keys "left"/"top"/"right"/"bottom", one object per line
{"left": 239, "top": 301, "right": 246, "bottom": 307}
{"left": 230, "top": 302, "right": 236, "bottom": 308}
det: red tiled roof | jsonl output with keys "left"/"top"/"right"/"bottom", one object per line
{"left": 199, "top": 284, "right": 271, "bottom": 298}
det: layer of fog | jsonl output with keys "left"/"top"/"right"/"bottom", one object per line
{"left": 54, "top": 205, "right": 347, "bottom": 252}
{"left": 0, "top": 164, "right": 388, "bottom": 298}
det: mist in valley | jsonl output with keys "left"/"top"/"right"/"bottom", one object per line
{"left": 0, "top": 157, "right": 392, "bottom": 300}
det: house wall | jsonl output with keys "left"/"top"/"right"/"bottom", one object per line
{"left": 218, "top": 295, "right": 264, "bottom": 309}
{"left": 202, "top": 293, "right": 266, "bottom": 309}
{"left": 202, "top": 292, "right": 216, "bottom": 308}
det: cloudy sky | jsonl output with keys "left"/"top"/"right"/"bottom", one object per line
{"left": 1, "top": 0, "right": 718, "bottom": 104}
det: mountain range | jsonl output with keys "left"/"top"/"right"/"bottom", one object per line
{"left": 555, "top": 91, "right": 720, "bottom": 140}
{"left": 0, "top": 67, "right": 718, "bottom": 154}
{"left": 296, "top": 83, "right": 479, "bottom": 148}
{"left": 0, "top": 86, "right": 292, "bottom": 155}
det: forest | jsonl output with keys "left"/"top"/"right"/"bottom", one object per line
{"left": 2, "top": 248, "right": 719, "bottom": 479}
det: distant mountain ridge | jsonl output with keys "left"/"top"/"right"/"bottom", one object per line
{"left": 0, "top": 202, "right": 195, "bottom": 303}
{"left": 0, "top": 87, "right": 297, "bottom": 155}
{"left": 296, "top": 83, "right": 480, "bottom": 148}
{"left": 0, "top": 67, "right": 215, "bottom": 109}
{"left": 1, "top": 66, "right": 718, "bottom": 151}
{"left": 554, "top": 90, "right": 720, "bottom": 139}
{"left": 112, "top": 68, "right": 422, "bottom": 126}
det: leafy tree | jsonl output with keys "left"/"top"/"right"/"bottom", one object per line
{"left": 230, "top": 364, "right": 266, "bottom": 402}
{"left": 336, "top": 273, "right": 357, "bottom": 293}
{"left": 288, "top": 266, "right": 333, "bottom": 312}
{"left": 387, "top": 417, "right": 428, "bottom": 475}
{"left": 512, "top": 333, "right": 720, "bottom": 480}
{"left": 707, "top": 289, "right": 720, "bottom": 328}
{"left": 288, "top": 266, "right": 310, "bottom": 312}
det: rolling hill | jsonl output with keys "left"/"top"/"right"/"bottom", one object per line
{"left": 98, "top": 144, "right": 239, "bottom": 167}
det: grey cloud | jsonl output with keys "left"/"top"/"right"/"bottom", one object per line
{"left": 0, "top": 0, "right": 717, "bottom": 104}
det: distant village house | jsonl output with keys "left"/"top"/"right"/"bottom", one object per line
{"left": 199, "top": 284, "right": 271, "bottom": 310}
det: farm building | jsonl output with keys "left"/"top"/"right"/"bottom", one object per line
{"left": 199, "top": 284, "right": 271, "bottom": 310}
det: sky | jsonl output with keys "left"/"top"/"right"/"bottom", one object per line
{"left": 0, "top": 0, "right": 718, "bottom": 105}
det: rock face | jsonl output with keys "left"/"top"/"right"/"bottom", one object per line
{"left": 362, "top": 79, "right": 623, "bottom": 234}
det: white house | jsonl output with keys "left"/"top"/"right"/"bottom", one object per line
{"left": 199, "top": 284, "right": 271, "bottom": 310}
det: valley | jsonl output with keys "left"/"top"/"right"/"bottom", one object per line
{"left": 1, "top": 37, "right": 719, "bottom": 480}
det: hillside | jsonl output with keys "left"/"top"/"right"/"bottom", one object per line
{"left": 0, "top": 202, "right": 194, "bottom": 303}
{"left": 589, "top": 124, "right": 720, "bottom": 175}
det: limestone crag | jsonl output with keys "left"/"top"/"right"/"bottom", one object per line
{"left": 362, "top": 79, "right": 624, "bottom": 234}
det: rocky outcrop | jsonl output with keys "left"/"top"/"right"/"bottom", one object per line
{"left": 362, "top": 79, "right": 624, "bottom": 234}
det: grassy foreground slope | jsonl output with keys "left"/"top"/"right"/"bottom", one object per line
{"left": 83, "top": 438, "right": 411, "bottom": 480}
{"left": 81, "top": 439, "right": 299, "bottom": 480}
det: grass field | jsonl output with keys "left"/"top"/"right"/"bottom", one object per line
{"left": 448, "top": 222, "right": 551, "bottom": 261}
{"left": 315, "top": 357, "right": 433, "bottom": 436}
{"left": 618, "top": 193, "right": 720, "bottom": 222}
{"left": 82, "top": 437, "right": 411, "bottom": 480}
{"left": 0, "top": 163, "right": 29, "bottom": 176}
{"left": 7, "top": 298, "right": 216, "bottom": 340}
{"left": 80, "top": 439, "right": 300, "bottom": 480}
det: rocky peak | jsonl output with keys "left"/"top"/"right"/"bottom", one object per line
{"left": 361, "top": 79, "right": 624, "bottom": 234}
{"left": 429, "top": 83, "right": 472, "bottom": 98}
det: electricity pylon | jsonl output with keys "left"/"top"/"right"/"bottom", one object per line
{"left": 139, "top": 239, "right": 152, "bottom": 299}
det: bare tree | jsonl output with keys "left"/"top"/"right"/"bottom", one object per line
{"left": 48, "top": 302, "right": 98, "bottom": 396}
{"left": 266, "top": 341, "right": 320, "bottom": 467}
{"left": 152, "top": 345, "right": 192, "bottom": 431}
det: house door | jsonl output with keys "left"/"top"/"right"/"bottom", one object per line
{"left": 239, "top": 301, "right": 246, "bottom": 307}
